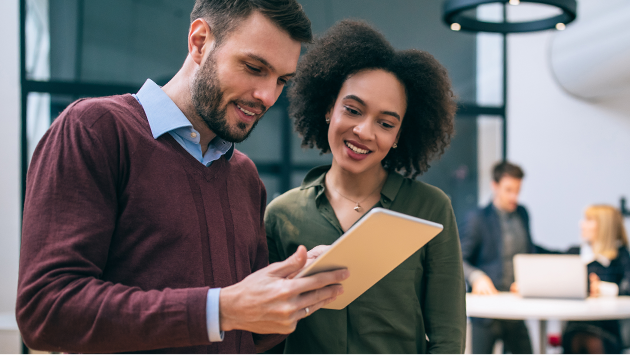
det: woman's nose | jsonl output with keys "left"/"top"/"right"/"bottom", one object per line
{"left": 352, "top": 119, "right": 373, "bottom": 140}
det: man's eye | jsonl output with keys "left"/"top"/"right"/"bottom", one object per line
{"left": 278, "top": 78, "right": 288, "bottom": 85}
{"left": 246, "top": 64, "right": 261, "bottom": 73}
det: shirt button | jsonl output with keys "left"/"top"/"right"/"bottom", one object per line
{"left": 190, "top": 132, "right": 197, "bottom": 138}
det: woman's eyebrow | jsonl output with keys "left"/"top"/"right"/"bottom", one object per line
{"left": 343, "top": 94, "right": 400, "bottom": 121}
{"left": 382, "top": 111, "right": 401, "bottom": 121}
{"left": 343, "top": 94, "right": 366, "bottom": 106}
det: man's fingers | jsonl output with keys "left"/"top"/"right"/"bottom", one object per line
{"left": 296, "top": 284, "right": 344, "bottom": 310}
{"left": 267, "top": 245, "right": 308, "bottom": 278}
{"left": 298, "top": 295, "right": 339, "bottom": 319}
{"left": 289, "top": 268, "right": 349, "bottom": 295}
{"left": 286, "top": 251, "right": 326, "bottom": 279}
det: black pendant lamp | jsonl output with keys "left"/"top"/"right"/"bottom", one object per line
{"left": 443, "top": 0, "right": 577, "bottom": 33}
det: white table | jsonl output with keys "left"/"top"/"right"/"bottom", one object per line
{"left": 466, "top": 293, "right": 630, "bottom": 353}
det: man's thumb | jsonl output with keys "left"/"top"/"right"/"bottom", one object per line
{"left": 268, "top": 245, "right": 307, "bottom": 277}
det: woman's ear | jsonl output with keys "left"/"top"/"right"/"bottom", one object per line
{"left": 394, "top": 129, "right": 402, "bottom": 146}
{"left": 188, "top": 18, "right": 216, "bottom": 66}
{"left": 325, "top": 107, "right": 333, "bottom": 124}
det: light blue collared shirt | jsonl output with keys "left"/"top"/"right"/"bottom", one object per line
{"left": 135, "top": 79, "right": 233, "bottom": 167}
{"left": 134, "top": 79, "right": 228, "bottom": 342}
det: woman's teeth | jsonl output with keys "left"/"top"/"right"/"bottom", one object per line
{"left": 237, "top": 104, "right": 255, "bottom": 116}
{"left": 345, "top": 141, "right": 370, "bottom": 154}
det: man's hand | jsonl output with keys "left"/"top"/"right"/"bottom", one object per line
{"left": 589, "top": 272, "right": 601, "bottom": 297}
{"left": 471, "top": 274, "right": 498, "bottom": 295}
{"left": 286, "top": 245, "right": 331, "bottom": 279}
{"left": 219, "top": 245, "right": 347, "bottom": 334}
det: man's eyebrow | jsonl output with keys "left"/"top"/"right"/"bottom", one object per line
{"left": 246, "top": 53, "right": 296, "bottom": 78}
{"left": 343, "top": 94, "right": 401, "bottom": 121}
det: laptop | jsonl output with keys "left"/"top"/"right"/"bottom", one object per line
{"left": 513, "top": 254, "right": 587, "bottom": 299}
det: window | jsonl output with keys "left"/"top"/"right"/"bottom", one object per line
{"left": 21, "top": 0, "right": 504, "bottom": 225}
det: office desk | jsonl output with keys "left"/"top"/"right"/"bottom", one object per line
{"left": 466, "top": 293, "right": 630, "bottom": 353}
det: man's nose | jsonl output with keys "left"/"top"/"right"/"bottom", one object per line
{"left": 252, "top": 79, "right": 281, "bottom": 109}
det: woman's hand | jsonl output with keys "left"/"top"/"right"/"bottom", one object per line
{"left": 307, "top": 245, "right": 331, "bottom": 260}
{"left": 589, "top": 272, "right": 601, "bottom": 297}
{"left": 510, "top": 282, "right": 519, "bottom": 294}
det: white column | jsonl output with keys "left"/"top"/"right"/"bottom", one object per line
{"left": 0, "top": 0, "right": 23, "bottom": 353}
{"left": 476, "top": 3, "right": 504, "bottom": 206}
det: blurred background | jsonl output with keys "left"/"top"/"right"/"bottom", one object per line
{"left": 1, "top": 0, "right": 629, "bottom": 353}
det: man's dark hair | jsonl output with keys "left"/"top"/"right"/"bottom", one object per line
{"left": 492, "top": 161, "right": 525, "bottom": 182}
{"left": 190, "top": 0, "right": 312, "bottom": 45}
{"left": 288, "top": 20, "right": 456, "bottom": 179}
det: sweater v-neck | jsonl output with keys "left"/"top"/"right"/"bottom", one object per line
{"left": 123, "top": 94, "right": 229, "bottom": 182}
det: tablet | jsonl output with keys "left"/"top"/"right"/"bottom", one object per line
{"left": 296, "top": 207, "right": 443, "bottom": 310}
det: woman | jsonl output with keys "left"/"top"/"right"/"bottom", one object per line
{"left": 562, "top": 205, "right": 630, "bottom": 354}
{"left": 265, "top": 20, "right": 466, "bottom": 353}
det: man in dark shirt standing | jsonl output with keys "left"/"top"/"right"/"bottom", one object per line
{"left": 460, "top": 162, "right": 535, "bottom": 353}
{"left": 16, "top": 1, "right": 347, "bottom": 353}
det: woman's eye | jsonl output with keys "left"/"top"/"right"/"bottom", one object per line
{"left": 344, "top": 106, "right": 360, "bottom": 115}
{"left": 381, "top": 121, "right": 395, "bottom": 129}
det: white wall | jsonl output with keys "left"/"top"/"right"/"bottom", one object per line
{"left": 0, "top": 0, "right": 22, "bottom": 352}
{"left": 507, "top": 0, "right": 630, "bottom": 249}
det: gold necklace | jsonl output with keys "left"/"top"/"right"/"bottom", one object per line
{"left": 327, "top": 181, "right": 382, "bottom": 213}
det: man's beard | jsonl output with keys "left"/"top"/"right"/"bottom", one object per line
{"left": 190, "top": 54, "right": 266, "bottom": 143}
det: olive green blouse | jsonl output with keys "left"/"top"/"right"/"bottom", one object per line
{"left": 265, "top": 166, "right": 466, "bottom": 354}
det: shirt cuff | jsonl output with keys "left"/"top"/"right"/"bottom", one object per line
{"left": 599, "top": 281, "right": 619, "bottom": 297}
{"left": 206, "top": 288, "right": 224, "bottom": 342}
{"left": 468, "top": 270, "right": 488, "bottom": 285}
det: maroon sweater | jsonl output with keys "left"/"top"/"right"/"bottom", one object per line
{"left": 17, "top": 95, "right": 270, "bottom": 353}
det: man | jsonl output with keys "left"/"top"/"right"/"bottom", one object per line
{"left": 460, "top": 161, "right": 535, "bottom": 354}
{"left": 16, "top": 1, "right": 347, "bottom": 353}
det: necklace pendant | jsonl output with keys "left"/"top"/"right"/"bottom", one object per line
{"left": 354, "top": 203, "right": 361, "bottom": 212}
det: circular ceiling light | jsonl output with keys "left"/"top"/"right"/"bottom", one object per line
{"left": 443, "top": 0, "right": 577, "bottom": 33}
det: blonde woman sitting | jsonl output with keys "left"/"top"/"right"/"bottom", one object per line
{"left": 562, "top": 205, "right": 630, "bottom": 353}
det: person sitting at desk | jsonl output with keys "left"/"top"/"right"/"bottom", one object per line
{"left": 264, "top": 20, "right": 467, "bottom": 353}
{"left": 562, "top": 204, "right": 630, "bottom": 354}
{"left": 460, "top": 161, "right": 538, "bottom": 354}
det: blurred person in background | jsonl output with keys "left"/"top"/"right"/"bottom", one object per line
{"left": 561, "top": 205, "right": 630, "bottom": 354}
{"left": 460, "top": 161, "right": 538, "bottom": 353}
{"left": 265, "top": 20, "right": 466, "bottom": 353}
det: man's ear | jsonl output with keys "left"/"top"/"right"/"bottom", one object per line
{"left": 188, "top": 18, "right": 215, "bottom": 65}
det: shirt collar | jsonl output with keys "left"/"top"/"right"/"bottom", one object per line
{"left": 300, "top": 165, "right": 404, "bottom": 208}
{"left": 136, "top": 79, "right": 193, "bottom": 139}
{"left": 580, "top": 242, "right": 612, "bottom": 267}
{"left": 135, "top": 79, "right": 234, "bottom": 161}
{"left": 492, "top": 203, "right": 516, "bottom": 218}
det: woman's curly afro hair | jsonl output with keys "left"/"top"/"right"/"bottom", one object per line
{"left": 288, "top": 20, "right": 457, "bottom": 179}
